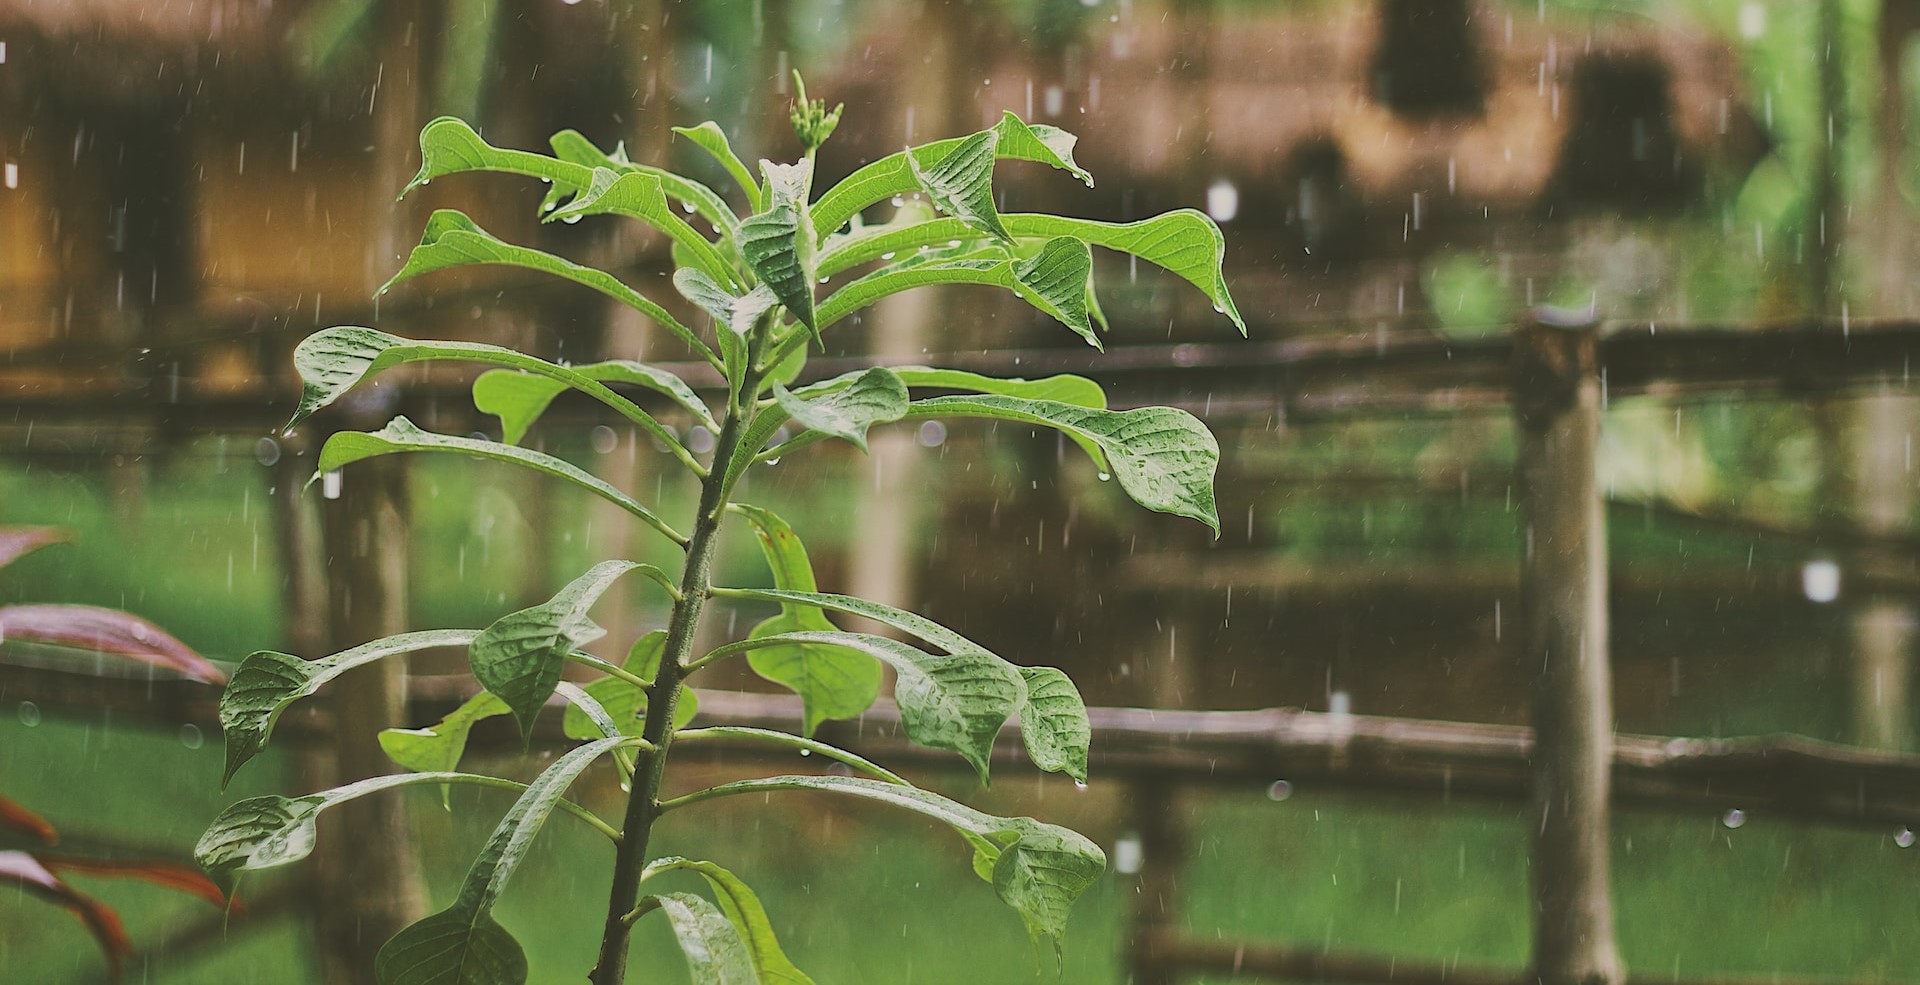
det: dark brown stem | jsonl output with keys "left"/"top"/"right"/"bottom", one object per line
{"left": 588, "top": 367, "right": 758, "bottom": 985}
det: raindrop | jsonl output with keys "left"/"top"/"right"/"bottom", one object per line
{"left": 3, "top": 162, "right": 16, "bottom": 190}
{"left": 254, "top": 436, "right": 282, "bottom": 467}
{"left": 917, "top": 420, "right": 947, "bottom": 448}
{"left": 1738, "top": 1, "right": 1766, "bottom": 38}
{"left": 688, "top": 426, "right": 717, "bottom": 455}
{"left": 890, "top": 195, "right": 905, "bottom": 207}
{"left": 681, "top": 201, "right": 697, "bottom": 214}
{"left": 880, "top": 251, "right": 897, "bottom": 261}
{"left": 179, "top": 724, "right": 205, "bottom": 749}
{"left": 1266, "top": 780, "right": 1293, "bottom": 801}
{"left": 1112, "top": 833, "right": 1144, "bottom": 874}
{"left": 563, "top": 0, "right": 584, "bottom": 5}
{"left": 1043, "top": 85, "right": 1064, "bottom": 116}
{"left": 1801, "top": 560, "right": 1840, "bottom": 603}
{"left": 562, "top": 214, "right": 582, "bottom": 225}
{"left": 590, "top": 425, "right": 619, "bottom": 454}
{"left": 17, "top": 701, "right": 40, "bottom": 726}
{"left": 1722, "top": 808, "right": 1747, "bottom": 829}
{"left": 1205, "top": 179, "right": 1239, "bottom": 222}
{"left": 825, "top": 762, "right": 852, "bottom": 776}
{"left": 1096, "top": 471, "right": 1111, "bottom": 482}
{"left": 0, "top": 41, "right": 7, "bottom": 63}
{"left": 321, "top": 470, "right": 343, "bottom": 500}
{"left": 1073, "top": 780, "right": 1089, "bottom": 791}
{"left": 798, "top": 748, "right": 812, "bottom": 757}
{"left": 1897, "top": 828, "right": 1915, "bottom": 848}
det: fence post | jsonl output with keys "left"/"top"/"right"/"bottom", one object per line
{"left": 1513, "top": 312, "right": 1623, "bottom": 985}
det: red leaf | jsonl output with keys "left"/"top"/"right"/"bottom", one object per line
{"left": 0, "top": 526, "right": 68, "bottom": 571}
{"left": 0, "top": 795, "right": 58, "bottom": 845}
{"left": 0, "top": 604, "right": 225, "bottom": 684}
{"left": 0, "top": 850, "right": 133, "bottom": 982}
{"left": 40, "top": 854, "right": 239, "bottom": 912}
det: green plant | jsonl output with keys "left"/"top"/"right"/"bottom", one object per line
{"left": 196, "top": 78, "right": 1241, "bottom": 984}
{"left": 0, "top": 526, "right": 231, "bottom": 982}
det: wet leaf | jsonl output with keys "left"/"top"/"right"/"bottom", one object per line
{"left": 0, "top": 604, "right": 224, "bottom": 684}
{"left": 546, "top": 167, "right": 735, "bottom": 287}
{"left": 473, "top": 361, "right": 717, "bottom": 444}
{"left": 738, "top": 160, "right": 818, "bottom": 337}
{"left": 317, "top": 418, "right": 685, "bottom": 545}
{"left": 1015, "top": 667, "right": 1090, "bottom": 784}
{"left": 643, "top": 858, "right": 813, "bottom": 985}
{"left": 561, "top": 633, "right": 700, "bottom": 740}
{"left": 220, "top": 629, "right": 479, "bottom": 785}
{"left": 469, "top": 561, "right": 642, "bottom": 739}
{"left": 906, "top": 130, "right": 1012, "bottom": 243}
{"left": 379, "top": 691, "right": 510, "bottom": 806}
{"left": 908, "top": 396, "right": 1221, "bottom": 534}
{"left": 814, "top": 237, "right": 1095, "bottom": 346}
{"left": 0, "top": 850, "right": 132, "bottom": 982}
{"left": 649, "top": 892, "right": 760, "bottom": 985}
{"left": 771, "top": 367, "right": 907, "bottom": 453}
{"left": 672, "top": 122, "right": 762, "bottom": 210}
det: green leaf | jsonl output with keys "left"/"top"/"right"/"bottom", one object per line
{"left": 377, "top": 737, "right": 628, "bottom": 985}
{"left": 643, "top": 859, "right": 813, "bottom": 985}
{"left": 906, "top": 130, "right": 1012, "bottom": 244}
{"left": 812, "top": 113, "right": 1093, "bottom": 238}
{"left": 1006, "top": 211, "right": 1243, "bottom": 334}
{"left": 1016, "top": 667, "right": 1090, "bottom": 784}
{"left": 220, "top": 630, "right": 479, "bottom": 786}
{"left": 667, "top": 775, "right": 1103, "bottom": 955}
{"left": 378, "top": 210, "right": 712, "bottom": 361}
{"left": 374, "top": 908, "right": 527, "bottom": 985}
{"left": 548, "top": 128, "right": 737, "bottom": 235}
{"left": 909, "top": 396, "right": 1221, "bottom": 534}
{"left": 729, "top": 504, "right": 883, "bottom": 736}
{"left": 469, "top": 561, "right": 642, "bottom": 739}
{"left": 731, "top": 631, "right": 1020, "bottom": 783}
{"left": 721, "top": 589, "right": 975, "bottom": 654}
{"left": 316, "top": 418, "right": 687, "bottom": 546}
{"left": 737, "top": 160, "right": 818, "bottom": 336}
{"left": 379, "top": 691, "right": 510, "bottom": 806}
{"left": 545, "top": 168, "right": 736, "bottom": 288}
{"left": 771, "top": 367, "right": 907, "bottom": 453}
{"left": 673, "top": 122, "right": 763, "bottom": 211}
{"left": 286, "top": 327, "right": 703, "bottom": 456}
{"left": 561, "top": 631, "right": 700, "bottom": 739}
{"left": 649, "top": 892, "right": 761, "bottom": 985}
{"left": 813, "top": 238, "right": 1096, "bottom": 346}
{"left": 675, "top": 268, "right": 779, "bottom": 338}
{"left": 886, "top": 366, "right": 1105, "bottom": 408}
{"left": 472, "top": 361, "right": 718, "bottom": 445}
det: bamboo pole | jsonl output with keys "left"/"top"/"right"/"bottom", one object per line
{"left": 1514, "top": 313, "right": 1623, "bottom": 985}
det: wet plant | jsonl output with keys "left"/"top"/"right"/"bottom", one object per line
{"left": 196, "top": 79, "right": 1243, "bottom": 984}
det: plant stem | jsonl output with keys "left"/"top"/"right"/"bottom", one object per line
{"left": 587, "top": 369, "right": 757, "bottom": 985}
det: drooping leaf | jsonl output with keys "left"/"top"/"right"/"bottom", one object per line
{"left": 673, "top": 122, "right": 763, "bottom": 210}
{"left": 908, "top": 396, "right": 1221, "bottom": 534}
{"left": 1015, "top": 667, "right": 1091, "bottom": 784}
{"left": 724, "top": 589, "right": 976, "bottom": 655}
{"left": 379, "top": 691, "right": 510, "bottom": 807}
{"left": 812, "top": 113, "right": 1093, "bottom": 238}
{"left": 643, "top": 858, "right": 813, "bottom": 985}
{"left": 198, "top": 773, "right": 447, "bottom": 894}
{"left": 737, "top": 160, "right": 817, "bottom": 335}
{"left": 770, "top": 367, "right": 907, "bottom": 453}
{"left": 374, "top": 907, "right": 527, "bottom": 985}
{"left": 0, "top": 604, "right": 224, "bottom": 684}
{"left": 376, "top": 737, "right": 628, "bottom": 985}
{"left": 0, "top": 850, "right": 132, "bottom": 981}
{"left": 220, "top": 629, "right": 479, "bottom": 785}
{"left": 887, "top": 367, "right": 1105, "bottom": 408}
{"left": 649, "top": 892, "right": 761, "bottom": 985}
{"left": 468, "top": 561, "right": 641, "bottom": 738}
{"left": 1007, "top": 211, "right": 1243, "bottom": 334}
{"left": 906, "top": 130, "right": 1012, "bottom": 243}
{"left": 545, "top": 168, "right": 736, "bottom": 287}
{"left": 668, "top": 775, "right": 1103, "bottom": 954}
{"left": 316, "top": 418, "right": 686, "bottom": 545}
{"left": 730, "top": 631, "right": 1020, "bottom": 783}
{"left": 286, "top": 326, "right": 705, "bottom": 446}
{"left": 472, "top": 361, "right": 718, "bottom": 445}
{"left": 728, "top": 505, "right": 883, "bottom": 736}
{"left": 813, "top": 238, "right": 1096, "bottom": 346}
{"left": 378, "top": 210, "right": 711, "bottom": 359}
{"left": 0, "top": 526, "right": 67, "bottom": 570}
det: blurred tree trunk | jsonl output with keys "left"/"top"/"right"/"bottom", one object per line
{"left": 307, "top": 2, "right": 431, "bottom": 980}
